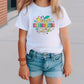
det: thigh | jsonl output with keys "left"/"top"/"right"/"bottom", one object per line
{"left": 45, "top": 76, "right": 62, "bottom": 84}
{"left": 26, "top": 53, "right": 43, "bottom": 77}
{"left": 29, "top": 74, "right": 43, "bottom": 84}
{"left": 26, "top": 52, "right": 44, "bottom": 84}
{"left": 44, "top": 53, "right": 63, "bottom": 84}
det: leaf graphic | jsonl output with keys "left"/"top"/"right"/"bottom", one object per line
{"left": 37, "top": 18, "right": 41, "bottom": 22}
{"left": 44, "top": 16, "right": 50, "bottom": 19}
{"left": 42, "top": 16, "right": 45, "bottom": 19}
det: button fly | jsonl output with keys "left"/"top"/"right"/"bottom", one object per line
{"left": 44, "top": 53, "right": 47, "bottom": 60}
{"left": 44, "top": 53, "right": 46, "bottom": 56}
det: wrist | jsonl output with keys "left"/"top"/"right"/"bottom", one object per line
{"left": 64, "top": 59, "right": 71, "bottom": 64}
{"left": 64, "top": 55, "right": 71, "bottom": 62}
{"left": 18, "top": 57, "right": 27, "bottom": 66}
{"left": 19, "top": 61, "right": 27, "bottom": 66}
{"left": 19, "top": 60, "right": 27, "bottom": 64}
{"left": 20, "top": 63, "right": 27, "bottom": 66}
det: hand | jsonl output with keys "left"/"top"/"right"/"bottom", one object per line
{"left": 63, "top": 62, "right": 72, "bottom": 77}
{"left": 19, "top": 64, "right": 30, "bottom": 80}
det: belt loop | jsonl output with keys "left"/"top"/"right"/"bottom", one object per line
{"left": 50, "top": 53, "right": 51, "bottom": 58}
{"left": 30, "top": 49, "right": 33, "bottom": 58}
{"left": 50, "top": 53, "right": 52, "bottom": 58}
{"left": 35, "top": 52, "right": 37, "bottom": 58}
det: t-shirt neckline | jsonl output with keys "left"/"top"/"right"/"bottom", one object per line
{"left": 33, "top": 2, "right": 51, "bottom": 9}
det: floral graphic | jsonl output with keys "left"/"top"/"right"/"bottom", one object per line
{"left": 33, "top": 15, "right": 55, "bottom": 34}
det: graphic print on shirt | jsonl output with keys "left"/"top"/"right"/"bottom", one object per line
{"left": 33, "top": 15, "right": 55, "bottom": 34}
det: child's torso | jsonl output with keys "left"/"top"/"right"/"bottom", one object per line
{"left": 26, "top": 2, "right": 63, "bottom": 54}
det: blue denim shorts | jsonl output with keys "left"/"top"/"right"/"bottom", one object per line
{"left": 26, "top": 49, "right": 64, "bottom": 79}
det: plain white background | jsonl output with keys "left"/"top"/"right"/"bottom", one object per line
{"left": 0, "top": 0, "right": 84, "bottom": 84}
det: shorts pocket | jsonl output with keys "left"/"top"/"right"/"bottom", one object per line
{"left": 26, "top": 53, "right": 34, "bottom": 62}
{"left": 53, "top": 53, "right": 62, "bottom": 63}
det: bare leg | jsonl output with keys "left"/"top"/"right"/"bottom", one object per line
{"left": 45, "top": 76, "right": 62, "bottom": 84}
{"left": 29, "top": 74, "right": 43, "bottom": 84}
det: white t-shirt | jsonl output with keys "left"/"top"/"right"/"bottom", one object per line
{"left": 15, "top": 2, "right": 71, "bottom": 54}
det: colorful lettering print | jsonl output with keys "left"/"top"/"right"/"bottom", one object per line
{"left": 33, "top": 16, "right": 55, "bottom": 34}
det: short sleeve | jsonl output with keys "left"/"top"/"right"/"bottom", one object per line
{"left": 15, "top": 7, "right": 29, "bottom": 31}
{"left": 59, "top": 5, "right": 71, "bottom": 28}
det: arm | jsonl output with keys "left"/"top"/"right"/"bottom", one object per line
{"left": 59, "top": 26, "right": 72, "bottom": 77}
{"left": 18, "top": 29, "right": 27, "bottom": 66}
{"left": 18, "top": 29, "right": 30, "bottom": 80}
{"left": 59, "top": 26, "right": 71, "bottom": 63}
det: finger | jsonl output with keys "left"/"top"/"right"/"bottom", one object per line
{"left": 25, "top": 74, "right": 28, "bottom": 80}
{"left": 71, "top": 69, "right": 72, "bottom": 73}
{"left": 63, "top": 69, "right": 65, "bottom": 74}
{"left": 19, "top": 72, "right": 21, "bottom": 76}
{"left": 70, "top": 70, "right": 72, "bottom": 74}
{"left": 65, "top": 72, "right": 68, "bottom": 77}
{"left": 68, "top": 71, "right": 71, "bottom": 76}
{"left": 27, "top": 72, "right": 30, "bottom": 77}
{"left": 67, "top": 72, "right": 69, "bottom": 76}
{"left": 67, "top": 71, "right": 71, "bottom": 76}
{"left": 64, "top": 70, "right": 67, "bottom": 74}
{"left": 69, "top": 71, "right": 71, "bottom": 74}
{"left": 68, "top": 70, "right": 71, "bottom": 75}
{"left": 63, "top": 70, "right": 65, "bottom": 74}
{"left": 18, "top": 71, "right": 20, "bottom": 76}
{"left": 21, "top": 75, "right": 26, "bottom": 79}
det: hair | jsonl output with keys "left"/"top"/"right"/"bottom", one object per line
{"left": 17, "top": 0, "right": 63, "bottom": 19}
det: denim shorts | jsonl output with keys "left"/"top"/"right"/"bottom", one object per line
{"left": 26, "top": 49, "right": 64, "bottom": 79}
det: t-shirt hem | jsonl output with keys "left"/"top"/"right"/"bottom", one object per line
{"left": 59, "top": 21, "right": 71, "bottom": 28}
{"left": 15, "top": 24, "right": 28, "bottom": 31}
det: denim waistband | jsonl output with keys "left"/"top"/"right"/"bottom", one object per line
{"left": 28, "top": 49, "right": 62, "bottom": 58}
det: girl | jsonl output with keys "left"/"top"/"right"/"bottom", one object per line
{"left": 15, "top": 0, "right": 72, "bottom": 84}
